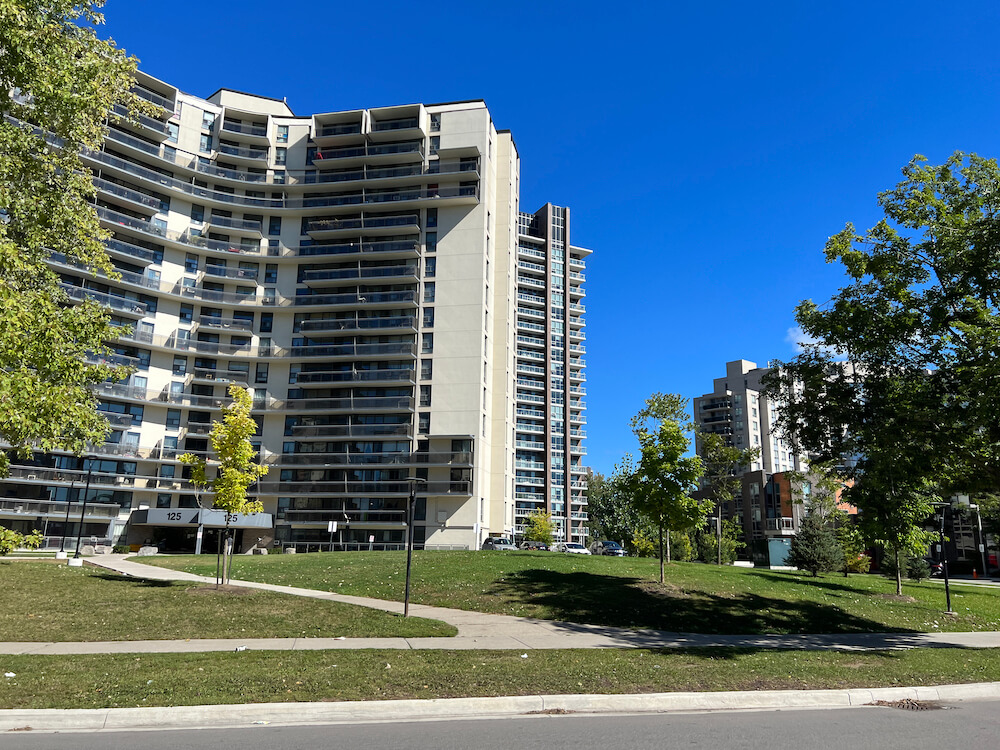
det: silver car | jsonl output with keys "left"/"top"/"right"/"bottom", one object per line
{"left": 482, "top": 537, "right": 517, "bottom": 551}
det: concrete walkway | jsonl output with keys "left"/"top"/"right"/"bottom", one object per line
{"left": 3, "top": 554, "right": 1000, "bottom": 655}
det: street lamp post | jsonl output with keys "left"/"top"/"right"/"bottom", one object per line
{"left": 70, "top": 455, "right": 97, "bottom": 567}
{"left": 932, "top": 501, "right": 956, "bottom": 615}
{"left": 403, "top": 476, "right": 426, "bottom": 617}
{"left": 56, "top": 472, "right": 78, "bottom": 560}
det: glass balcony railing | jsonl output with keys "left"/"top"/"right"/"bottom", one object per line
{"left": 221, "top": 120, "right": 268, "bottom": 137}
{"left": 217, "top": 143, "right": 268, "bottom": 160}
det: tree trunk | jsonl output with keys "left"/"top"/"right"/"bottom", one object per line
{"left": 717, "top": 505, "right": 723, "bottom": 566}
{"left": 894, "top": 547, "right": 902, "bottom": 596}
{"left": 658, "top": 521, "right": 665, "bottom": 584}
{"left": 665, "top": 531, "right": 671, "bottom": 563}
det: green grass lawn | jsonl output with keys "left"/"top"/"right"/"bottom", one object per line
{"left": 2, "top": 647, "right": 999, "bottom": 709}
{"left": 140, "top": 551, "right": 1000, "bottom": 634}
{"left": 0, "top": 561, "right": 454, "bottom": 641}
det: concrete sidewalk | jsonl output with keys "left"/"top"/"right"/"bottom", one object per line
{"left": 2, "top": 554, "right": 999, "bottom": 655}
{"left": 3, "top": 683, "right": 1000, "bottom": 733}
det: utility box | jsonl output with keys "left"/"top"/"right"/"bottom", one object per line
{"left": 752, "top": 538, "right": 792, "bottom": 568}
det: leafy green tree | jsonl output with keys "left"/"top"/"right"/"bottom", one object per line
{"left": 180, "top": 386, "right": 268, "bottom": 585}
{"left": 695, "top": 519, "right": 744, "bottom": 564}
{"left": 0, "top": 528, "right": 42, "bottom": 556}
{"left": 585, "top": 468, "right": 640, "bottom": 543}
{"left": 788, "top": 515, "right": 843, "bottom": 577}
{"left": 625, "top": 393, "right": 704, "bottom": 583}
{"left": 837, "top": 521, "right": 870, "bottom": 575}
{"left": 697, "top": 432, "right": 759, "bottom": 564}
{"left": 0, "top": 1, "right": 150, "bottom": 475}
{"left": 766, "top": 153, "right": 1000, "bottom": 593}
{"left": 523, "top": 509, "right": 555, "bottom": 545}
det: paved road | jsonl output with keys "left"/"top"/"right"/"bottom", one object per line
{"left": 5, "top": 700, "right": 1000, "bottom": 749}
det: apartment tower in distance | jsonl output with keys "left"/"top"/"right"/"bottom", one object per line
{"left": 693, "top": 360, "right": 808, "bottom": 547}
{"left": 0, "top": 71, "right": 591, "bottom": 553}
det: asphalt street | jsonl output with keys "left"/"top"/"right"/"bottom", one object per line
{"left": 5, "top": 700, "right": 1000, "bottom": 750}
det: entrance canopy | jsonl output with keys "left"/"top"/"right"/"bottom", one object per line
{"left": 130, "top": 508, "right": 273, "bottom": 529}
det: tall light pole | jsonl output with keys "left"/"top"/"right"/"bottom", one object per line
{"left": 932, "top": 501, "right": 956, "bottom": 615}
{"left": 69, "top": 455, "right": 97, "bottom": 567}
{"left": 56, "top": 470, "right": 78, "bottom": 560}
{"left": 403, "top": 476, "right": 426, "bottom": 617}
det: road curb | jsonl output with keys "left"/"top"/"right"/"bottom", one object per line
{"left": 3, "top": 682, "right": 1000, "bottom": 733}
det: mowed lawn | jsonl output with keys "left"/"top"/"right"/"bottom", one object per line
{"left": 4, "top": 647, "right": 1000, "bottom": 709}
{"left": 139, "top": 551, "right": 1000, "bottom": 635}
{"left": 0, "top": 561, "right": 454, "bottom": 641}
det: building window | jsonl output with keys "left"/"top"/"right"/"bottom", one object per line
{"left": 425, "top": 232, "right": 437, "bottom": 253}
{"left": 190, "top": 204, "right": 205, "bottom": 223}
{"left": 260, "top": 312, "right": 273, "bottom": 333}
{"left": 264, "top": 264, "right": 278, "bottom": 284}
{"left": 429, "top": 136, "right": 440, "bottom": 154}
{"left": 156, "top": 493, "right": 171, "bottom": 508}
{"left": 422, "top": 307, "right": 434, "bottom": 328}
{"left": 202, "top": 111, "right": 215, "bottom": 131}
{"left": 184, "top": 253, "right": 199, "bottom": 273}
{"left": 426, "top": 208, "right": 437, "bottom": 228}
{"left": 421, "top": 333, "right": 433, "bottom": 353}
{"left": 199, "top": 134, "right": 212, "bottom": 153}
{"left": 273, "top": 170, "right": 285, "bottom": 185}
{"left": 418, "top": 412, "right": 430, "bottom": 434}
{"left": 165, "top": 409, "right": 181, "bottom": 429}
{"left": 275, "top": 147, "right": 287, "bottom": 165}
{"left": 276, "top": 124, "right": 289, "bottom": 143}
{"left": 255, "top": 363, "right": 269, "bottom": 384}
{"left": 420, "top": 385, "right": 432, "bottom": 407}
{"left": 425, "top": 257, "right": 436, "bottom": 277}
{"left": 172, "top": 356, "right": 187, "bottom": 375}
{"left": 268, "top": 216, "right": 281, "bottom": 236}
{"left": 420, "top": 359, "right": 432, "bottom": 380}
{"left": 429, "top": 113, "right": 441, "bottom": 132}
{"left": 423, "top": 282, "right": 435, "bottom": 303}
{"left": 178, "top": 304, "right": 193, "bottom": 324}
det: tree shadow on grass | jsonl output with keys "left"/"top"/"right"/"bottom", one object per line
{"left": 488, "top": 569, "right": 916, "bottom": 635}
{"left": 90, "top": 572, "right": 174, "bottom": 588}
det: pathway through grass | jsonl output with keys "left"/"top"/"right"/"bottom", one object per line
{"left": 141, "top": 551, "right": 1000, "bottom": 634}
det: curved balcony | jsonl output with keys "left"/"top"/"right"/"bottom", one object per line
{"left": 295, "top": 239, "right": 418, "bottom": 259}
{"left": 61, "top": 284, "right": 147, "bottom": 318}
{"left": 104, "top": 237, "right": 159, "bottom": 265}
{"left": 294, "top": 369, "right": 414, "bottom": 385}
{"left": 298, "top": 264, "right": 418, "bottom": 285}
{"left": 288, "top": 342, "right": 415, "bottom": 359}
{"left": 278, "top": 396, "right": 413, "bottom": 412}
{"left": 203, "top": 265, "right": 260, "bottom": 281}
{"left": 288, "top": 423, "right": 411, "bottom": 438}
{"left": 302, "top": 214, "right": 420, "bottom": 239}
{"left": 297, "top": 315, "right": 416, "bottom": 334}
{"left": 193, "top": 315, "right": 255, "bottom": 333}
{"left": 202, "top": 215, "right": 263, "bottom": 236}
{"left": 292, "top": 290, "right": 417, "bottom": 309}
{"left": 216, "top": 142, "right": 269, "bottom": 164}
{"left": 93, "top": 178, "right": 163, "bottom": 214}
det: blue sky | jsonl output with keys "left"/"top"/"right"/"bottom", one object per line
{"left": 101, "top": 0, "right": 1000, "bottom": 476}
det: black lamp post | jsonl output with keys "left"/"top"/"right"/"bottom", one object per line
{"left": 72, "top": 455, "right": 97, "bottom": 561}
{"left": 931, "top": 501, "right": 956, "bottom": 615}
{"left": 57, "top": 472, "right": 78, "bottom": 558}
{"left": 403, "top": 476, "right": 426, "bottom": 617}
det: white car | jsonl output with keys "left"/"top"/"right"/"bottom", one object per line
{"left": 553, "top": 542, "right": 591, "bottom": 554}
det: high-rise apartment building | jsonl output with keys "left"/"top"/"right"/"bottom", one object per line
{"left": 693, "top": 360, "right": 807, "bottom": 544}
{"left": 0, "top": 71, "right": 590, "bottom": 552}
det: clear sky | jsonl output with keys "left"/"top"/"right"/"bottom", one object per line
{"left": 100, "top": 0, "right": 1000, "bottom": 476}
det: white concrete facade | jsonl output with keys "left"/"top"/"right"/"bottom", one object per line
{"left": 0, "top": 72, "right": 590, "bottom": 552}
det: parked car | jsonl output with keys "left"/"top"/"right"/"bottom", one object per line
{"left": 589, "top": 540, "right": 626, "bottom": 557}
{"left": 482, "top": 537, "right": 517, "bottom": 551}
{"left": 519, "top": 540, "right": 550, "bottom": 551}
{"left": 553, "top": 542, "right": 591, "bottom": 554}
